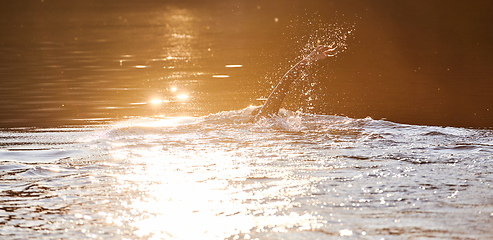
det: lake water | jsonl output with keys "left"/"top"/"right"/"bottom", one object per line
{"left": 1, "top": 111, "right": 492, "bottom": 239}
{"left": 1, "top": 1, "right": 493, "bottom": 239}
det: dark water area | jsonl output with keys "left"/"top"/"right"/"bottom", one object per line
{"left": 0, "top": 0, "right": 492, "bottom": 128}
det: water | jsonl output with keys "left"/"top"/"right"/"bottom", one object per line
{"left": 2, "top": 1, "right": 491, "bottom": 128}
{"left": 1, "top": 1, "right": 493, "bottom": 239}
{"left": 1, "top": 110, "right": 492, "bottom": 239}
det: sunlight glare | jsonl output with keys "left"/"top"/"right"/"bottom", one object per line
{"left": 213, "top": 75, "right": 229, "bottom": 78}
{"left": 103, "top": 5, "right": 326, "bottom": 238}
{"left": 107, "top": 132, "right": 325, "bottom": 239}
{"left": 176, "top": 94, "right": 188, "bottom": 101}
{"left": 149, "top": 99, "right": 162, "bottom": 105}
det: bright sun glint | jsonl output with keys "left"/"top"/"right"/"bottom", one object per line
{"left": 150, "top": 99, "right": 162, "bottom": 104}
{"left": 107, "top": 115, "right": 324, "bottom": 239}
{"left": 176, "top": 94, "right": 188, "bottom": 100}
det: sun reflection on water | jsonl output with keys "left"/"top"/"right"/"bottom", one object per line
{"left": 95, "top": 5, "right": 327, "bottom": 239}
{"left": 106, "top": 118, "right": 325, "bottom": 239}
{"left": 110, "top": 145, "right": 252, "bottom": 239}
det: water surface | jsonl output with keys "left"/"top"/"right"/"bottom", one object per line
{"left": 1, "top": 110, "right": 492, "bottom": 239}
{"left": 1, "top": 1, "right": 493, "bottom": 239}
{"left": 2, "top": 1, "right": 492, "bottom": 128}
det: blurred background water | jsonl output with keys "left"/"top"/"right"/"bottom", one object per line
{"left": 1, "top": 0, "right": 492, "bottom": 128}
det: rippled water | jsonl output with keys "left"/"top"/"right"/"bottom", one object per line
{"left": 4, "top": 1, "right": 491, "bottom": 128}
{"left": 1, "top": 1, "right": 493, "bottom": 239}
{"left": 1, "top": 109, "right": 492, "bottom": 239}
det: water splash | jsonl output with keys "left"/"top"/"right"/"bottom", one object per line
{"left": 299, "top": 23, "right": 355, "bottom": 58}
{"left": 274, "top": 15, "right": 357, "bottom": 114}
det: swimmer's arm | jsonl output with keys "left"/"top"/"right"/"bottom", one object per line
{"left": 253, "top": 45, "right": 337, "bottom": 121}
{"left": 253, "top": 59, "right": 310, "bottom": 120}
